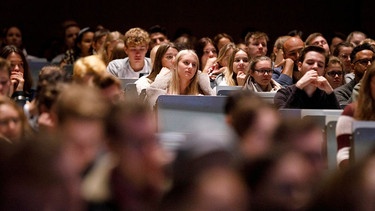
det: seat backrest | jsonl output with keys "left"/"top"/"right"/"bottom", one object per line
{"left": 27, "top": 59, "right": 51, "bottom": 89}
{"left": 124, "top": 83, "right": 138, "bottom": 99}
{"left": 351, "top": 121, "right": 375, "bottom": 163}
{"left": 156, "top": 95, "right": 229, "bottom": 134}
{"left": 119, "top": 78, "right": 138, "bottom": 90}
{"left": 216, "top": 85, "right": 242, "bottom": 95}
{"left": 279, "top": 108, "right": 343, "bottom": 171}
{"left": 256, "top": 92, "right": 276, "bottom": 104}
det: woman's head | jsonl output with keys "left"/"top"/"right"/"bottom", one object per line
{"left": 196, "top": 37, "right": 217, "bottom": 70}
{"left": 324, "top": 56, "right": 344, "bottom": 89}
{"left": 249, "top": 56, "right": 273, "bottom": 89}
{"left": 74, "top": 27, "right": 95, "bottom": 58}
{"left": 213, "top": 33, "right": 234, "bottom": 51}
{"left": 0, "top": 58, "right": 11, "bottom": 96}
{"left": 216, "top": 43, "right": 236, "bottom": 68}
{"left": 148, "top": 43, "right": 179, "bottom": 81}
{"left": 355, "top": 62, "right": 375, "bottom": 120}
{"left": 175, "top": 49, "right": 199, "bottom": 80}
{"left": 73, "top": 55, "right": 106, "bottom": 85}
{"left": 63, "top": 23, "right": 80, "bottom": 50}
{"left": 0, "top": 45, "right": 33, "bottom": 92}
{"left": 101, "top": 31, "right": 124, "bottom": 65}
{"left": 0, "top": 96, "right": 30, "bottom": 142}
{"left": 170, "top": 49, "right": 200, "bottom": 95}
{"left": 230, "top": 48, "right": 250, "bottom": 74}
{"left": 2, "top": 26, "right": 23, "bottom": 49}
{"left": 222, "top": 48, "right": 250, "bottom": 86}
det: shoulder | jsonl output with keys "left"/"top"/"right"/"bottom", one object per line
{"left": 277, "top": 84, "right": 296, "bottom": 93}
{"left": 107, "top": 58, "right": 128, "bottom": 68}
{"left": 135, "top": 76, "right": 152, "bottom": 85}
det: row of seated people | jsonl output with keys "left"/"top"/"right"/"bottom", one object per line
{"left": 100, "top": 28, "right": 371, "bottom": 111}
{"left": 1, "top": 25, "right": 375, "bottom": 209}
{"left": 9, "top": 25, "right": 370, "bottom": 110}
{"left": 2, "top": 26, "right": 373, "bottom": 166}
{"left": 0, "top": 76, "right": 372, "bottom": 210}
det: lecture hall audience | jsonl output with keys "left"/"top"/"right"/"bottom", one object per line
{"left": 1, "top": 22, "right": 375, "bottom": 211}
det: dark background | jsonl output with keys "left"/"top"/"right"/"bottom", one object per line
{"left": 1, "top": 0, "right": 374, "bottom": 58}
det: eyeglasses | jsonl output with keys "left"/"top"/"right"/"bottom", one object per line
{"left": 354, "top": 58, "right": 373, "bottom": 66}
{"left": 254, "top": 69, "right": 273, "bottom": 75}
{"left": 326, "top": 70, "right": 343, "bottom": 77}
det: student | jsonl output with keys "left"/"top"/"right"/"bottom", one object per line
{"left": 332, "top": 42, "right": 354, "bottom": 83}
{"left": 0, "top": 95, "right": 34, "bottom": 143}
{"left": 73, "top": 55, "right": 107, "bottom": 85}
{"left": 274, "top": 45, "right": 340, "bottom": 109}
{"left": 324, "top": 56, "right": 345, "bottom": 89}
{"left": 92, "top": 28, "right": 110, "bottom": 55}
{"left": 272, "top": 36, "right": 305, "bottom": 86}
{"left": 243, "top": 56, "right": 282, "bottom": 92}
{"left": 334, "top": 43, "right": 375, "bottom": 107}
{"left": 148, "top": 25, "right": 169, "bottom": 51}
{"left": 336, "top": 62, "right": 375, "bottom": 169}
{"left": 60, "top": 27, "right": 95, "bottom": 67}
{"left": 146, "top": 50, "right": 213, "bottom": 109}
{"left": 195, "top": 37, "right": 218, "bottom": 72}
{"left": 107, "top": 27, "right": 151, "bottom": 79}
{"left": 346, "top": 31, "right": 367, "bottom": 47}
{"left": 305, "top": 32, "right": 330, "bottom": 55}
{"left": 214, "top": 48, "right": 248, "bottom": 87}
{"left": 135, "top": 43, "right": 178, "bottom": 95}
{"left": 245, "top": 31, "right": 269, "bottom": 59}
{"left": 213, "top": 32, "right": 234, "bottom": 51}
{"left": 0, "top": 58, "right": 12, "bottom": 97}
{"left": 99, "top": 31, "right": 124, "bottom": 66}
{"left": 0, "top": 45, "right": 34, "bottom": 105}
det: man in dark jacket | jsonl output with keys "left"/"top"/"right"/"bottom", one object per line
{"left": 274, "top": 45, "right": 340, "bottom": 109}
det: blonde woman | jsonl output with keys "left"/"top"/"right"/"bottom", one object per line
{"left": 146, "top": 49, "right": 213, "bottom": 108}
{"left": 205, "top": 42, "right": 236, "bottom": 86}
{"left": 73, "top": 55, "right": 107, "bottom": 85}
{"left": 0, "top": 95, "right": 34, "bottom": 143}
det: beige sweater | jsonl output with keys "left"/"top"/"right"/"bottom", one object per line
{"left": 145, "top": 68, "right": 214, "bottom": 109}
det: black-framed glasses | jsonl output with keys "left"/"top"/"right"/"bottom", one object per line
{"left": 326, "top": 70, "right": 344, "bottom": 77}
{"left": 354, "top": 58, "right": 373, "bottom": 66}
{"left": 254, "top": 69, "right": 273, "bottom": 75}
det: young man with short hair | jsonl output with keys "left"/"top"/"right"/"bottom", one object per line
{"left": 274, "top": 45, "right": 340, "bottom": 109}
{"left": 107, "top": 27, "right": 151, "bottom": 79}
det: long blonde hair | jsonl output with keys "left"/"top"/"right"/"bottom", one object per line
{"left": 355, "top": 62, "right": 375, "bottom": 120}
{"left": 169, "top": 49, "right": 200, "bottom": 95}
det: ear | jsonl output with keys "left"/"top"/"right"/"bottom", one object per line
{"left": 249, "top": 70, "right": 255, "bottom": 77}
{"left": 297, "top": 61, "right": 302, "bottom": 72}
